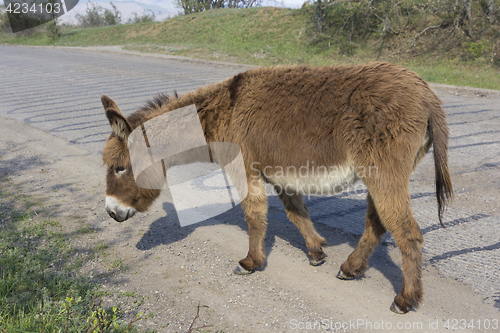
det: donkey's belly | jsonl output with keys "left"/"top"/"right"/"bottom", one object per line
{"left": 266, "top": 164, "right": 360, "bottom": 196}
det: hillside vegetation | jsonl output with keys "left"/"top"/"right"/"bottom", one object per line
{"left": 1, "top": 5, "right": 499, "bottom": 90}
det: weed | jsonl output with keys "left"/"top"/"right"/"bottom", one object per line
{"left": 77, "top": 225, "right": 95, "bottom": 234}
{"left": 97, "top": 242, "right": 110, "bottom": 251}
{"left": 118, "top": 291, "right": 138, "bottom": 298}
{"left": 110, "top": 257, "right": 127, "bottom": 271}
{"left": 0, "top": 185, "right": 144, "bottom": 332}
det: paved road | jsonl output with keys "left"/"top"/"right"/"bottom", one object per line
{"left": 0, "top": 45, "right": 252, "bottom": 154}
{"left": 0, "top": 45, "right": 499, "bottom": 309}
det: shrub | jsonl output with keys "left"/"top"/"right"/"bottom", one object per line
{"left": 75, "top": 2, "right": 122, "bottom": 28}
{"left": 127, "top": 10, "right": 157, "bottom": 24}
{"left": 0, "top": 4, "right": 12, "bottom": 33}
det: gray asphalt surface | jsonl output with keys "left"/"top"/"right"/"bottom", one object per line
{"left": 0, "top": 44, "right": 499, "bottom": 310}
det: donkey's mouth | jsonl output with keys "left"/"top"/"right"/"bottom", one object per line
{"left": 105, "top": 196, "right": 136, "bottom": 222}
{"left": 108, "top": 208, "right": 136, "bottom": 222}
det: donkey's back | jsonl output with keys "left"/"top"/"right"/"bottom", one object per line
{"left": 207, "top": 63, "right": 439, "bottom": 168}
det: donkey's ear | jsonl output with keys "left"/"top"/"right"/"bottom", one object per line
{"left": 102, "top": 95, "right": 132, "bottom": 143}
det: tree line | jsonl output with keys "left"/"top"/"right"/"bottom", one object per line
{"left": 175, "top": 0, "right": 262, "bottom": 14}
{"left": 304, "top": 0, "right": 499, "bottom": 65}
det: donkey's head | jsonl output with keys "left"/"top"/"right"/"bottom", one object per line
{"left": 101, "top": 95, "right": 161, "bottom": 222}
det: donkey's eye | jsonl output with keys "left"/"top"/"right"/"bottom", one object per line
{"left": 115, "top": 166, "right": 125, "bottom": 173}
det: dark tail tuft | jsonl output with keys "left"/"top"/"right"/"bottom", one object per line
{"left": 429, "top": 107, "right": 454, "bottom": 227}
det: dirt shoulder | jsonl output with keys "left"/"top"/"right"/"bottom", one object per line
{"left": 429, "top": 82, "right": 500, "bottom": 99}
{"left": 1, "top": 116, "right": 498, "bottom": 333}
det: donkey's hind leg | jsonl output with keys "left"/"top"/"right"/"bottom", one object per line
{"left": 277, "top": 190, "right": 327, "bottom": 266}
{"left": 337, "top": 193, "right": 386, "bottom": 280}
{"left": 364, "top": 180, "right": 424, "bottom": 314}
{"left": 234, "top": 178, "right": 268, "bottom": 275}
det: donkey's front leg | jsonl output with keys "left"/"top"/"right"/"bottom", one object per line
{"left": 277, "top": 190, "right": 327, "bottom": 266}
{"left": 234, "top": 178, "right": 268, "bottom": 275}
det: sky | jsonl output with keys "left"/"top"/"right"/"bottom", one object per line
{"left": 62, "top": 0, "right": 308, "bottom": 23}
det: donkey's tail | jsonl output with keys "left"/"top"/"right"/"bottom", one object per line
{"left": 429, "top": 105, "right": 454, "bottom": 227}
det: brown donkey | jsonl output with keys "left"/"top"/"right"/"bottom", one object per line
{"left": 101, "top": 63, "right": 453, "bottom": 314}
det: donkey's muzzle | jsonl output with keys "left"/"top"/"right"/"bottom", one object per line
{"left": 105, "top": 196, "right": 136, "bottom": 222}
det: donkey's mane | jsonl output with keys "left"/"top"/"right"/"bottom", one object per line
{"left": 139, "top": 92, "right": 176, "bottom": 112}
{"left": 126, "top": 92, "right": 179, "bottom": 130}
{"left": 124, "top": 77, "right": 233, "bottom": 131}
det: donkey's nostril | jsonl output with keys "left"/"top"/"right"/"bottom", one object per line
{"left": 108, "top": 210, "right": 116, "bottom": 219}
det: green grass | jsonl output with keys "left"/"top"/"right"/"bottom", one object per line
{"left": 0, "top": 8, "right": 311, "bottom": 65}
{"left": 0, "top": 188, "right": 145, "bottom": 332}
{"left": 1, "top": 7, "right": 499, "bottom": 90}
{"left": 97, "top": 242, "right": 110, "bottom": 251}
{"left": 110, "top": 257, "right": 128, "bottom": 272}
{"left": 77, "top": 225, "right": 96, "bottom": 234}
{"left": 405, "top": 60, "right": 500, "bottom": 91}
{"left": 117, "top": 291, "right": 138, "bottom": 298}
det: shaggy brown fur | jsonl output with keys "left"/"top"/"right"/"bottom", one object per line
{"left": 101, "top": 62, "right": 453, "bottom": 314}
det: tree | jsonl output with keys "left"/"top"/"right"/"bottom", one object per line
{"left": 455, "top": 0, "right": 473, "bottom": 37}
{"left": 44, "top": 0, "right": 62, "bottom": 38}
{"left": 0, "top": 5, "right": 10, "bottom": 33}
{"left": 486, "top": 0, "right": 497, "bottom": 23}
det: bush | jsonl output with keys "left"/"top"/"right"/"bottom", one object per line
{"left": 175, "top": 0, "right": 261, "bottom": 14}
{"left": 492, "top": 43, "right": 500, "bottom": 68}
{"left": 303, "top": 0, "right": 416, "bottom": 54}
{"left": 0, "top": 4, "right": 12, "bottom": 33}
{"left": 75, "top": 1, "right": 122, "bottom": 28}
{"left": 303, "top": 0, "right": 500, "bottom": 63}
{"left": 127, "top": 10, "right": 157, "bottom": 24}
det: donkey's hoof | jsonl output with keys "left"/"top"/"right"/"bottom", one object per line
{"left": 309, "top": 258, "right": 325, "bottom": 266}
{"left": 233, "top": 264, "right": 253, "bottom": 275}
{"left": 336, "top": 269, "right": 355, "bottom": 280}
{"left": 390, "top": 301, "right": 409, "bottom": 314}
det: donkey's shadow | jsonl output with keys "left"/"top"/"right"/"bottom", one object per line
{"left": 136, "top": 194, "right": 403, "bottom": 295}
